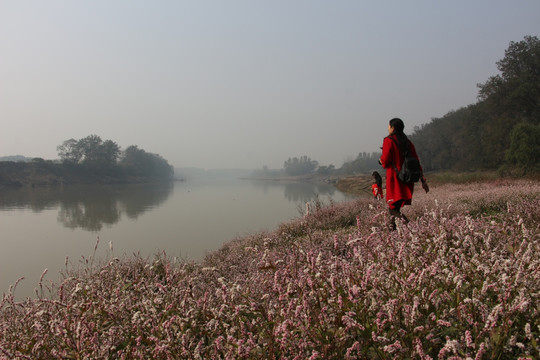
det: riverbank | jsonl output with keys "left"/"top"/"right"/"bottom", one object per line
{"left": 334, "top": 174, "right": 373, "bottom": 195}
{"left": 332, "top": 171, "right": 540, "bottom": 196}
{"left": 244, "top": 172, "right": 342, "bottom": 185}
{"left": 0, "top": 160, "right": 174, "bottom": 188}
{"left": 1, "top": 179, "right": 539, "bottom": 358}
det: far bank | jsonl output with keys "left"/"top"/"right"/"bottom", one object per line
{"left": 0, "top": 160, "right": 176, "bottom": 188}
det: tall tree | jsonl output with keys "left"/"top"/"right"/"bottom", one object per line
{"left": 478, "top": 35, "right": 540, "bottom": 123}
{"left": 57, "top": 138, "right": 82, "bottom": 163}
{"left": 57, "top": 135, "right": 120, "bottom": 168}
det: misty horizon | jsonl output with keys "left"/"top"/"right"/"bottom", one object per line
{"left": 1, "top": 1, "right": 539, "bottom": 169}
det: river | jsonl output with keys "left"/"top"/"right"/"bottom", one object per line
{"left": 0, "top": 172, "right": 357, "bottom": 299}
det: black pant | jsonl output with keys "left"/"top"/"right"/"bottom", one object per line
{"left": 389, "top": 200, "right": 408, "bottom": 229}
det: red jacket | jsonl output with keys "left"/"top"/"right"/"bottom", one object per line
{"left": 379, "top": 134, "right": 422, "bottom": 209}
{"left": 371, "top": 183, "right": 383, "bottom": 199}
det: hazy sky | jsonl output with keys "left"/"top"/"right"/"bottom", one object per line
{"left": 1, "top": 1, "right": 539, "bottom": 169}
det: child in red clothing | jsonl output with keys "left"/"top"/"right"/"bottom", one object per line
{"left": 371, "top": 171, "right": 383, "bottom": 200}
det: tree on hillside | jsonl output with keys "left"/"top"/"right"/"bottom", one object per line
{"left": 478, "top": 35, "right": 540, "bottom": 123}
{"left": 476, "top": 35, "right": 540, "bottom": 167}
{"left": 503, "top": 122, "right": 540, "bottom": 174}
{"left": 411, "top": 105, "right": 485, "bottom": 171}
{"left": 411, "top": 35, "right": 540, "bottom": 173}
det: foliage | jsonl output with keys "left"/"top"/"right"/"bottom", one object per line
{"left": 503, "top": 122, "right": 540, "bottom": 174}
{"left": 1, "top": 180, "right": 539, "bottom": 359}
{"left": 316, "top": 164, "right": 336, "bottom": 175}
{"left": 283, "top": 156, "right": 319, "bottom": 176}
{"left": 120, "top": 145, "right": 174, "bottom": 179}
{"left": 57, "top": 135, "right": 121, "bottom": 168}
{"left": 411, "top": 35, "right": 540, "bottom": 174}
{"left": 55, "top": 135, "right": 173, "bottom": 181}
{"left": 478, "top": 35, "right": 540, "bottom": 122}
{"left": 57, "top": 138, "right": 83, "bottom": 163}
{"left": 0, "top": 160, "right": 67, "bottom": 187}
{"left": 411, "top": 105, "right": 486, "bottom": 172}
{"left": 339, "top": 152, "right": 381, "bottom": 175}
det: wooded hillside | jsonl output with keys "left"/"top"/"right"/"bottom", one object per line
{"left": 409, "top": 36, "right": 540, "bottom": 175}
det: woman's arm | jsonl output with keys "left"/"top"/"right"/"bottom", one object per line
{"left": 379, "top": 137, "right": 394, "bottom": 169}
{"left": 410, "top": 141, "right": 429, "bottom": 193}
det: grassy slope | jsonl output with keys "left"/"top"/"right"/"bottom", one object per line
{"left": 1, "top": 179, "right": 539, "bottom": 359}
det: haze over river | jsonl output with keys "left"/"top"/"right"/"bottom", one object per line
{"left": 0, "top": 173, "right": 357, "bottom": 299}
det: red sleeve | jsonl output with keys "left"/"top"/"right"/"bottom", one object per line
{"left": 380, "top": 136, "right": 395, "bottom": 169}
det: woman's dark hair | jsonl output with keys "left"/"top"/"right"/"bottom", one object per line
{"left": 372, "top": 171, "right": 382, "bottom": 187}
{"left": 389, "top": 118, "right": 409, "bottom": 153}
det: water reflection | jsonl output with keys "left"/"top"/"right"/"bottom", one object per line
{"left": 0, "top": 183, "right": 174, "bottom": 231}
{"left": 1, "top": 178, "right": 357, "bottom": 300}
{"left": 58, "top": 190, "right": 121, "bottom": 231}
{"left": 283, "top": 182, "right": 339, "bottom": 203}
{"left": 248, "top": 180, "right": 340, "bottom": 203}
{"left": 0, "top": 180, "right": 350, "bottom": 232}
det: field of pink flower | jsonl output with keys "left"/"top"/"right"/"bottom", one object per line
{"left": 1, "top": 179, "right": 539, "bottom": 359}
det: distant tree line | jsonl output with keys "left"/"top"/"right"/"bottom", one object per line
{"left": 271, "top": 35, "right": 539, "bottom": 178}
{"left": 283, "top": 156, "right": 319, "bottom": 176}
{"left": 339, "top": 152, "right": 380, "bottom": 175}
{"left": 57, "top": 135, "right": 174, "bottom": 180}
{"left": 251, "top": 151, "right": 378, "bottom": 178}
{"left": 277, "top": 152, "right": 379, "bottom": 177}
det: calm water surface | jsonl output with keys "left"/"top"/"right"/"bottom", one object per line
{"left": 0, "top": 177, "right": 356, "bottom": 299}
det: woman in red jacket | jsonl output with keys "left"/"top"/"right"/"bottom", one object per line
{"left": 379, "top": 118, "right": 429, "bottom": 229}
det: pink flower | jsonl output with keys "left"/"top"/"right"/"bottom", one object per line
{"left": 383, "top": 340, "right": 402, "bottom": 354}
{"left": 437, "top": 320, "right": 452, "bottom": 327}
{"left": 465, "top": 330, "right": 474, "bottom": 348}
{"left": 475, "top": 342, "right": 486, "bottom": 360}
